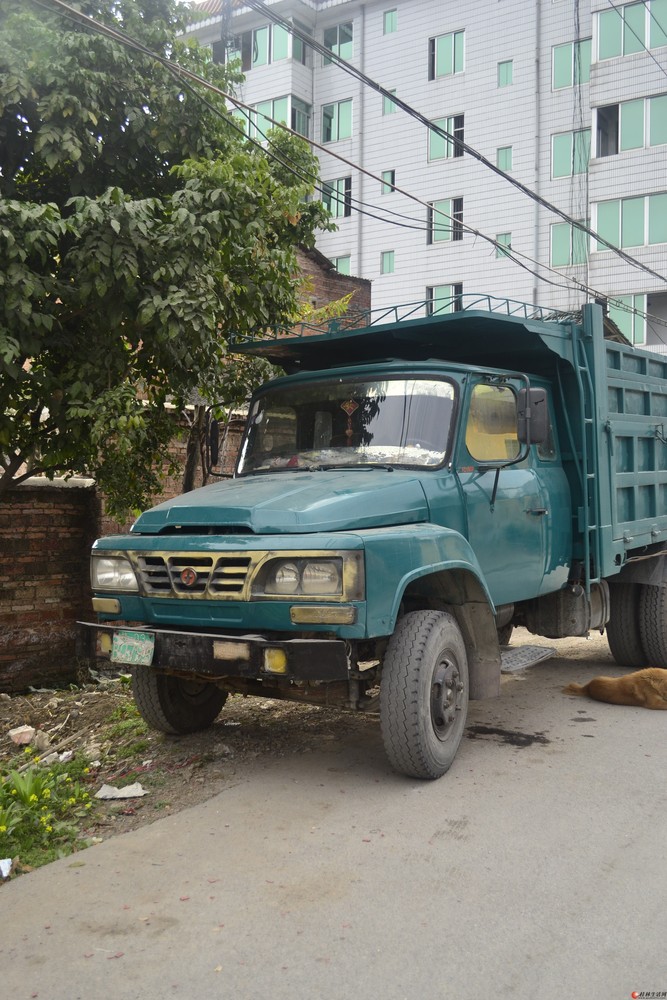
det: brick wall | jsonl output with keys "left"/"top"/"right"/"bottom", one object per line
{"left": 0, "top": 480, "right": 99, "bottom": 692}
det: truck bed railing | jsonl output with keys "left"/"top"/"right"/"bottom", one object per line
{"left": 229, "top": 294, "right": 582, "bottom": 346}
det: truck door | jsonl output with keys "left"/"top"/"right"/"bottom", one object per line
{"left": 456, "top": 380, "right": 548, "bottom": 606}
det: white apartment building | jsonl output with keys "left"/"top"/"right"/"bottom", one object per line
{"left": 186, "top": 0, "right": 667, "bottom": 348}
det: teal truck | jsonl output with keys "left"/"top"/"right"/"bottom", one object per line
{"left": 81, "top": 295, "right": 667, "bottom": 779}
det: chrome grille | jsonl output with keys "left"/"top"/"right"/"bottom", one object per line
{"left": 134, "top": 553, "right": 252, "bottom": 598}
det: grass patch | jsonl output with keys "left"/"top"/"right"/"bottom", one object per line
{"left": 0, "top": 752, "right": 96, "bottom": 870}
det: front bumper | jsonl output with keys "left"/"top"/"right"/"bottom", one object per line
{"left": 78, "top": 622, "right": 350, "bottom": 682}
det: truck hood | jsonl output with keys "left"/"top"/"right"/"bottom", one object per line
{"left": 132, "top": 470, "right": 429, "bottom": 535}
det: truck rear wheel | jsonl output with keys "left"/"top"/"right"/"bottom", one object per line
{"left": 606, "top": 582, "right": 647, "bottom": 667}
{"left": 132, "top": 670, "right": 228, "bottom": 734}
{"left": 380, "top": 610, "right": 469, "bottom": 780}
{"left": 638, "top": 584, "right": 667, "bottom": 669}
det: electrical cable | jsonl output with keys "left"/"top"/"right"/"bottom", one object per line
{"left": 242, "top": 0, "right": 667, "bottom": 285}
{"left": 26, "top": 0, "right": 667, "bottom": 336}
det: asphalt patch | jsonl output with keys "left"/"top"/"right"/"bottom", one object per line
{"left": 465, "top": 725, "right": 550, "bottom": 748}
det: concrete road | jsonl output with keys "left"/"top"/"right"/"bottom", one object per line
{"left": 2, "top": 634, "right": 666, "bottom": 1000}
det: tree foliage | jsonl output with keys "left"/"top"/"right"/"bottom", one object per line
{"left": 0, "top": 0, "right": 331, "bottom": 515}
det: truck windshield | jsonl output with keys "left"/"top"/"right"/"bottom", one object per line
{"left": 237, "top": 377, "right": 455, "bottom": 474}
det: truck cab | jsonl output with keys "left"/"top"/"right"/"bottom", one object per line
{"left": 82, "top": 296, "right": 667, "bottom": 778}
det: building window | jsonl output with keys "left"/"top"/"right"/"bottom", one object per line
{"left": 595, "top": 194, "right": 667, "bottom": 250}
{"left": 497, "top": 60, "right": 513, "bottom": 87}
{"left": 551, "top": 129, "right": 591, "bottom": 177}
{"left": 427, "top": 199, "right": 463, "bottom": 244}
{"left": 381, "top": 250, "right": 395, "bottom": 274}
{"left": 497, "top": 145, "right": 513, "bottom": 172}
{"left": 381, "top": 169, "right": 396, "bottom": 195}
{"left": 332, "top": 255, "right": 351, "bottom": 275}
{"left": 428, "top": 30, "right": 465, "bottom": 80}
{"left": 426, "top": 283, "right": 463, "bottom": 315}
{"left": 322, "top": 100, "right": 353, "bottom": 142}
{"left": 322, "top": 177, "right": 352, "bottom": 219}
{"left": 291, "top": 97, "right": 311, "bottom": 137}
{"left": 428, "top": 115, "right": 464, "bottom": 160}
{"left": 382, "top": 89, "right": 398, "bottom": 115}
{"left": 383, "top": 9, "right": 397, "bottom": 34}
{"left": 598, "top": 0, "right": 667, "bottom": 60}
{"left": 496, "top": 233, "right": 512, "bottom": 258}
{"left": 597, "top": 95, "right": 667, "bottom": 155}
{"left": 609, "top": 294, "right": 647, "bottom": 345}
{"left": 323, "top": 22, "right": 353, "bottom": 64}
{"left": 234, "top": 96, "right": 311, "bottom": 141}
{"left": 221, "top": 23, "right": 310, "bottom": 70}
{"left": 551, "top": 221, "right": 588, "bottom": 266}
{"left": 552, "top": 38, "right": 591, "bottom": 88}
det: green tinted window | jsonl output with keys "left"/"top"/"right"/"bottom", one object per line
{"left": 597, "top": 200, "right": 620, "bottom": 249}
{"left": 272, "top": 24, "right": 289, "bottom": 60}
{"left": 551, "top": 223, "right": 571, "bottom": 266}
{"left": 573, "top": 129, "right": 591, "bottom": 173}
{"left": 333, "top": 256, "right": 350, "bottom": 275}
{"left": 621, "top": 100, "right": 644, "bottom": 149}
{"left": 621, "top": 197, "right": 645, "bottom": 246}
{"left": 610, "top": 295, "right": 646, "bottom": 344}
{"left": 649, "top": 95, "right": 667, "bottom": 144}
{"left": 648, "top": 193, "right": 667, "bottom": 244}
{"left": 383, "top": 90, "right": 398, "bottom": 115}
{"left": 624, "top": 3, "right": 645, "bottom": 53}
{"left": 498, "top": 60, "right": 513, "bottom": 87}
{"left": 383, "top": 9, "right": 397, "bottom": 34}
{"left": 433, "top": 31, "right": 464, "bottom": 78}
{"left": 381, "top": 169, "right": 395, "bottom": 194}
{"left": 651, "top": 0, "right": 667, "bottom": 46}
{"left": 575, "top": 38, "right": 591, "bottom": 83}
{"left": 553, "top": 43, "right": 572, "bottom": 88}
{"left": 497, "top": 146, "right": 513, "bottom": 171}
{"left": 431, "top": 199, "right": 452, "bottom": 242}
{"left": 253, "top": 26, "right": 269, "bottom": 67}
{"left": 552, "top": 133, "right": 573, "bottom": 177}
{"left": 572, "top": 223, "right": 588, "bottom": 264}
{"left": 428, "top": 285, "right": 460, "bottom": 315}
{"left": 381, "top": 250, "right": 395, "bottom": 274}
{"left": 322, "top": 100, "right": 352, "bottom": 142}
{"left": 496, "top": 232, "right": 512, "bottom": 258}
{"left": 599, "top": 9, "right": 622, "bottom": 58}
{"left": 273, "top": 97, "right": 288, "bottom": 124}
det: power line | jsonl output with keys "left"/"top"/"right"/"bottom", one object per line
{"left": 242, "top": 0, "right": 667, "bottom": 286}
{"left": 26, "top": 0, "right": 667, "bottom": 338}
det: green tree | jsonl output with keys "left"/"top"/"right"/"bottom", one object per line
{"left": 0, "top": 0, "right": 330, "bottom": 515}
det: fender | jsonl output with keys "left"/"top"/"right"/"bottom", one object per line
{"left": 359, "top": 524, "right": 500, "bottom": 699}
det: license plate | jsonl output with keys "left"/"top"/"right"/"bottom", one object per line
{"left": 111, "top": 630, "right": 155, "bottom": 666}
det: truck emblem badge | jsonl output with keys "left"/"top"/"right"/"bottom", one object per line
{"left": 180, "top": 567, "right": 198, "bottom": 588}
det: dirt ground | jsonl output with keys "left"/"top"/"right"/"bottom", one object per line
{"left": 0, "top": 669, "right": 378, "bottom": 843}
{"left": 0, "top": 629, "right": 615, "bottom": 849}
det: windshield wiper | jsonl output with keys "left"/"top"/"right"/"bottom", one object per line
{"left": 315, "top": 463, "right": 394, "bottom": 472}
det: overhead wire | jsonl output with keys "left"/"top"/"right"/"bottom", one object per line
{"left": 242, "top": 0, "right": 667, "bottom": 286}
{"left": 26, "top": 0, "right": 667, "bottom": 334}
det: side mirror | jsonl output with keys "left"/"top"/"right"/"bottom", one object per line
{"left": 517, "top": 387, "right": 548, "bottom": 445}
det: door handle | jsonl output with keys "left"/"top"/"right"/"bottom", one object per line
{"left": 526, "top": 508, "right": 548, "bottom": 516}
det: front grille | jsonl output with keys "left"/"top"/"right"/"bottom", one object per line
{"left": 134, "top": 553, "right": 253, "bottom": 599}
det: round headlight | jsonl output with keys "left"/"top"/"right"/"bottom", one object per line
{"left": 302, "top": 561, "right": 342, "bottom": 595}
{"left": 269, "top": 562, "right": 300, "bottom": 595}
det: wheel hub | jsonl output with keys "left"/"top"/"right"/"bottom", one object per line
{"left": 431, "top": 658, "right": 464, "bottom": 741}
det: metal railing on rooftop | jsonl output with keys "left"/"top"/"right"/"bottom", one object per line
{"left": 229, "top": 293, "right": 582, "bottom": 346}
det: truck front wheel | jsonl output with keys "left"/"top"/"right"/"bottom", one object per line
{"left": 380, "top": 610, "right": 469, "bottom": 780}
{"left": 132, "top": 670, "right": 228, "bottom": 734}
